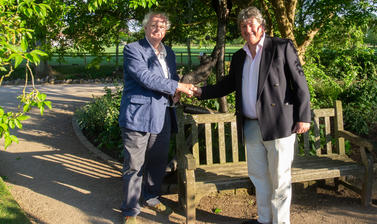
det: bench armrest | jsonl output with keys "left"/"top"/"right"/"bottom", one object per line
{"left": 184, "top": 153, "right": 196, "bottom": 170}
{"left": 338, "top": 129, "right": 374, "bottom": 168}
{"left": 337, "top": 130, "right": 374, "bottom": 153}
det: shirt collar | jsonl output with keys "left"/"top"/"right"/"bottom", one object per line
{"left": 242, "top": 32, "right": 265, "bottom": 58}
{"left": 145, "top": 36, "right": 167, "bottom": 58}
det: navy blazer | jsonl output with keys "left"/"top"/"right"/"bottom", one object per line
{"left": 201, "top": 36, "right": 311, "bottom": 142}
{"left": 118, "top": 38, "right": 179, "bottom": 134}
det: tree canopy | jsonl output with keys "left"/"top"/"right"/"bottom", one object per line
{"left": 1, "top": 0, "right": 376, "bottom": 149}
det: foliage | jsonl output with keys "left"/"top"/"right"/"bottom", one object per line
{"left": 75, "top": 86, "right": 123, "bottom": 159}
{"left": 341, "top": 75, "right": 377, "bottom": 135}
{"left": 0, "top": 0, "right": 53, "bottom": 149}
{"left": 303, "top": 15, "right": 377, "bottom": 135}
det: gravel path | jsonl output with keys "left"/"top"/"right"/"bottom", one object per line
{"left": 0, "top": 84, "right": 184, "bottom": 224}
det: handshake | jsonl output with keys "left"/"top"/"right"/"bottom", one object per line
{"left": 173, "top": 82, "right": 202, "bottom": 103}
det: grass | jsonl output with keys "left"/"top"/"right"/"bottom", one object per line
{"left": 2, "top": 45, "right": 244, "bottom": 81}
{"left": 4, "top": 64, "right": 121, "bottom": 81}
{"left": 0, "top": 177, "right": 31, "bottom": 224}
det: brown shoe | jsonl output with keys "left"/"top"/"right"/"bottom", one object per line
{"left": 147, "top": 202, "right": 173, "bottom": 215}
{"left": 124, "top": 216, "right": 137, "bottom": 224}
{"left": 242, "top": 219, "right": 263, "bottom": 224}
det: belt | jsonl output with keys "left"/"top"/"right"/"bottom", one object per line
{"left": 245, "top": 117, "right": 258, "bottom": 120}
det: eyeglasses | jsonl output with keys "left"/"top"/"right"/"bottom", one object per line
{"left": 240, "top": 22, "right": 261, "bottom": 30}
{"left": 150, "top": 24, "right": 167, "bottom": 30}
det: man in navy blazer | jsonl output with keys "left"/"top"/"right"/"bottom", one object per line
{"left": 194, "top": 7, "right": 311, "bottom": 224}
{"left": 119, "top": 12, "right": 195, "bottom": 224}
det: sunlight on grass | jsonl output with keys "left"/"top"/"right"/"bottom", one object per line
{"left": 0, "top": 177, "right": 31, "bottom": 224}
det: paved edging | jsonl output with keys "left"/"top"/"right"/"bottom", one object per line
{"left": 71, "top": 115, "right": 122, "bottom": 172}
{"left": 2, "top": 78, "right": 122, "bottom": 86}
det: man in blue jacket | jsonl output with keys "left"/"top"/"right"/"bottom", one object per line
{"left": 118, "top": 12, "right": 195, "bottom": 224}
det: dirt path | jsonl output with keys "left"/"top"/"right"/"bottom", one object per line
{"left": 0, "top": 84, "right": 376, "bottom": 224}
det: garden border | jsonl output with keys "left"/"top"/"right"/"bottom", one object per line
{"left": 71, "top": 115, "right": 122, "bottom": 171}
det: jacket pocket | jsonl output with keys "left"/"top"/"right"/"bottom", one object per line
{"left": 126, "top": 96, "right": 151, "bottom": 124}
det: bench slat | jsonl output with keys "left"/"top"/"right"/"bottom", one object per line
{"left": 325, "top": 116, "right": 332, "bottom": 154}
{"left": 192, "top": 123, "right": 199, "bottom": 166}
{"left": 219, "top": 122, "right": 226, "bottom": 164}
{"left": 231, "top": 121, "right": 239, "bottom": 162}
{"left": 185, "top": 113, "right": 236, "bottom": 124}
{"left": 205, "top": 123, "right": 213, "bottom": 165}
{"left": 314, "top": 117, "right": 321, "bottom": 155}
{"left": 194, "top": 159, "right": 363, "bottom": 183}
{"left": 313, "top": 108, "right": 335, "bottom": 117}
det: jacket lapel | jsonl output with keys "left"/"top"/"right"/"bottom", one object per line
{"left": 257, "top": 36, "right": 275, "bottom": 99}
{"left": 140, "top": 38, "right": 166, "bottom": 78}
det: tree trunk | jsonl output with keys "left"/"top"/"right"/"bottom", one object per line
{"left": 35, "top": 59, "right": 51, "bottom": 78}
{"left": 34, "top": 38, "right": 51, "bottom": 78}
{"left": 186, "top": 0, "right": 193, "bottom": 70}
{"left": 215, "top": 0, "right": 230, "bottom": 112}
{"left": 186, "top": 38, "right": 192, "bottom": 70}
{"left": 265, "top": 0, "right": 329, "bottom": 64}
{"left": 115, "top": 41, "right": 120, "bottom": 70}
{"left": 180, "top": 0, "right": 232, "bottom": 113}
{"left": 270, "top": 0, "right": 297, "bottom": 43}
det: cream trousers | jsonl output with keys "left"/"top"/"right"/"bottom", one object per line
{"left": 244, "top": 119, "right": 296, "bottom": 224}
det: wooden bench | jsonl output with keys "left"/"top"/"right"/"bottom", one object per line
{"left": 175, "top": 100, "right": 374, "bottom": 224}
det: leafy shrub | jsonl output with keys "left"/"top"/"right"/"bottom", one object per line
{"left": 75, "top": 86, "right": 123, "bottom": 159}
{"left": 341, "top": 75, "right": 377, "bottom": 135}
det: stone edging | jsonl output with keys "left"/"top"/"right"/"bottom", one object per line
{"left": 71, "top": 114, "right": 122, "bottom": 172}
{"left": 2, "top": 77, "right": 122, "bottom": 86}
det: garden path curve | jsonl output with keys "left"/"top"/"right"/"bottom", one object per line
{"left": 0, "top": 84, "right": 185, "bottom": 224}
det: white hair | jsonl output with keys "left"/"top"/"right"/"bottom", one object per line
{"left": 142, "top": 12, "right": 171, "bottom": 30}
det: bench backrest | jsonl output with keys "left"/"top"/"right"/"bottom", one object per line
{"left": 298, "top": 100, "right": 345, "bottom": 157}
{"left": 176, "top": 100, "right": 346, "bottom": 167}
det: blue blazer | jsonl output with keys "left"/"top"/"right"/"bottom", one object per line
{"left": 118, "top": 38, "right": 179, "bottom": 134}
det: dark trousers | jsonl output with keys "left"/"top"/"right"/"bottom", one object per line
{"left": 120, "top": 109, "right": 171, "bottom": 217}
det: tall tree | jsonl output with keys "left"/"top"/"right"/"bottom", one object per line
{"left": 259, "top": 0, "right": 376, "bottom": 62}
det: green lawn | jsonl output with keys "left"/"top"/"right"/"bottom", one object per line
{"left": 0, "top": 177, "right": 31, "bottom": 224}
{"left": 3, "top": 45, "right": 244, "bottom": 81}
{"left": 46, "top": 45, "right": 243, "bottom": 67}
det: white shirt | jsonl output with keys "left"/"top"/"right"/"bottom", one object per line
{"left": 242, "top": 33, "right": 265, "bottom": 119}
{"left": 146, "top": 37, "right": 169, "bottom": 79}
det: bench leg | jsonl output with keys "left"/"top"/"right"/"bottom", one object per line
{"left": 178, "top": 169, "right": 185, "bottom": 208}
{"left": 185, "top": 169, "right": 196, "bottom": 224}
{"left": 361, "top": 154, "right": 373, "bottom": 207}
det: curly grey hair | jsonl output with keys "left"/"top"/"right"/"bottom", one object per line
{"left": 142, "top": 12, "right": 171, "bottom": 30}
{"left": 237, "top": 6, "right": 266, "bottom": 29}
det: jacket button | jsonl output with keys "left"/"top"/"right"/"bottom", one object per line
{"left": 273, "top": 83, "right": 279, "bottom": 87}
{"left": 271, "top": 103, "right": 276, "bottom": 107}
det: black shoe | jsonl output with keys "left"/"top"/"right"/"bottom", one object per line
{"left": 242, "top": 219, "right": 262, "bottom": 224}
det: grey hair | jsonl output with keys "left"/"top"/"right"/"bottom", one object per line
{"left": 237, "top": 6, "right": 266, "bottom": 29}
{"left": 142, "top": 12, "right": 171, "bottom": 30}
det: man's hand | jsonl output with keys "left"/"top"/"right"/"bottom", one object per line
{"left": 177, "top": 83, "right": 197, "bottom": 97}
{"left": 172, "top": 91, "right": 181, "bottom": 104}
{"left": 193, "top": 87, "right": 202, "bottom": 97}
{"left": 293, "top": 122, "right": 310, "bottom": 134}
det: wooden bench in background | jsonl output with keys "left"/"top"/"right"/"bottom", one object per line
{"left": 175, "top": 100, "right": 374, "bottom": 224}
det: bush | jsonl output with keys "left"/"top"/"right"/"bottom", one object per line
{"left": 340, "top": 75, "right": 377, "bottom": 135}
{"left": 75, "top": 86, "right": 123, "bottom": 159}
